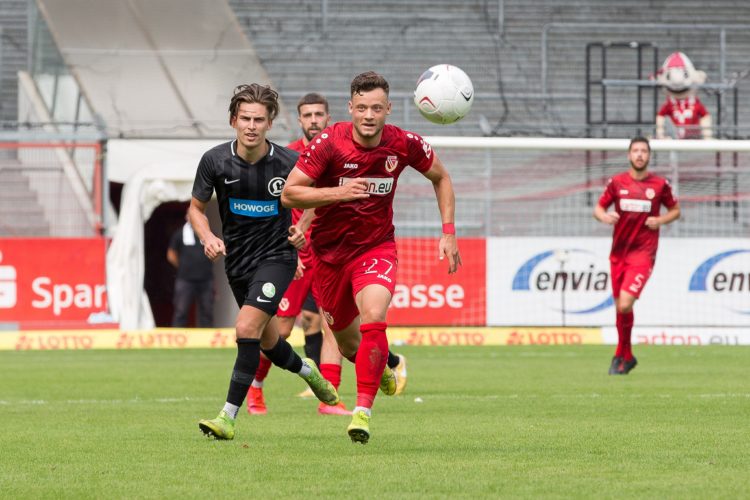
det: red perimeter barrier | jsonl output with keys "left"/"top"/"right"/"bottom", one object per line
{"left": 389, "top": 238, "right": 486, "bottom": 326}
{"left": 0, "top": 238, "right": 113, "bottom": 329}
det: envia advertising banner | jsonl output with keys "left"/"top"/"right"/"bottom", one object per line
{"left": 487, "top": 238, "right": 750, "bottom": 327}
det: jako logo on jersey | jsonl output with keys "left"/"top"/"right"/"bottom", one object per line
{"left": 268, "top": 177, "right": 285, "bottom": 196}
{"left": 512, "top": 249, "right": 613, "bottom": 314}
{"left": 339, "top": 177, "right": 394, "bottom": 196}
{"left": 229, "top": 198, "right": 278, "bottom": 217}
{"left": 689, "top": 249, "right": 750, "bottom": 314}
{"left": 344, "top": 163, "right": 359, "bottom": 169}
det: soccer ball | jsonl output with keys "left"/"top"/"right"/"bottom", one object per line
{"left": 413, "top": 64, "right": 474, "bottom": 124}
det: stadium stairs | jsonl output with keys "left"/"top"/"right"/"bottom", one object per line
{"left": 0, "top": 160, "right": 50, "bottom": 236}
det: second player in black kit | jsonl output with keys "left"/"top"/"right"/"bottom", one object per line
{"left": 191, "top": 83, "right": 339, "bottom": 441}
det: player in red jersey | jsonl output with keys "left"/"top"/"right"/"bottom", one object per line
{"left": 247, "top": 93, "right": 350, "bottom": 416}
{"left": 595, "top": 137, "right": 680, "bottom": 375}
{"left": 282, "top": 71, "right": 460, "bottom": 443}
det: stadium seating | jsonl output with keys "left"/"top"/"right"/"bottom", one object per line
{"left": 229, "top": 0, "right": 750, "bottom": 137}
{"left": 0, "top": 0, "right": 28, "bottom": 124}
{"left": 0, "top": 0, "right": 748, "bottom": 239}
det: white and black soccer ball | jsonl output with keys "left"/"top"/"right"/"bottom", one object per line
{"left": 413, "top": 64, "right": 474, "bottom": 125}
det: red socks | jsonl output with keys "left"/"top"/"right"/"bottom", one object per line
{"left": 355, "top": 322, "right": 389, "bottom": 408}
{"left": 616, "top": 311, "right": 634, "bottom": 361}
{"left": 254, "top": 354, "right": 272, "bottom": 382}
{"left": 320, "top": 363, "right": 342, "bottom": 389}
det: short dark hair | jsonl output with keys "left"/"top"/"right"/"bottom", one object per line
{"left": 297, "top": 92, "right": 329, "bottom": 114}
{"left": 350, "top": 71, "right": 389, "bottom": 97}
{"left": 629, "top": 136, "right": 651, "bottom": 151}
{"left": 228, "top": 83, "right": 279, "bottom": 124}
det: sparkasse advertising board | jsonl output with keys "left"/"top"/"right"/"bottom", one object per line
{"left": 0, "top": 239, "right": 112, "bottom": 329}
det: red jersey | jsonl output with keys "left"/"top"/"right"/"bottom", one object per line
{"left": 286, "top": 137, "right": 313, "bottom": 264}
{"left": 657, "top": 96, "right": 708, "bottom": 139}
{"left": 296, "top": 122, "right": 434, "bottom": 264}
{"left": 598, "top": 171, "right": 677, "bottom": 265}
{"left": 287, "top": 138, "right": 305, "bottom": 152}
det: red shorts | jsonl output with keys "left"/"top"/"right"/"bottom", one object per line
{"left": 610, "top": 261, "right": 653, "bottom": 299}
{"left": 276, "top": 269, "right": 315, "bottom": 317}
{"left": 313, "top": 241, "right": 398, "bottom": 331}
{"left": 276, "top": 250, "right": 317, "bottom": 317}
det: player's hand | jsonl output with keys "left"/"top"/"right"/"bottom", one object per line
{"left": 287, "top": 225, "right": 306, "bottom": 249}
{"left": 294, "top": 257, "right": 305, "bottom": 280}
{"left": 645, "top": 216, "right": 662, "bottom": 230}
{"left": 202, "top": 234, "right": 226, "bottom": 261}
{"left": 337, "top": 178, "right": 371, "bottom": 202}
{"left": 602, "top": 211, "right": 620, "bottom": 225}
{"left": 439, "top": 234, "right": 462, "bottom": 274}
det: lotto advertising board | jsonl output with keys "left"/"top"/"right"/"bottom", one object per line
{"left": 388, "top": 238, "right": 486, "bottom": 326}
{"left": 487, "top": 238, "right": 750, "bottom": 327}
{"left": 0, "top": 239, "right": 113, "bottom": 329}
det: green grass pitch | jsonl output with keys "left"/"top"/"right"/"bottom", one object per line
{"left": 1, "top": 345, "right": 749, "bottom": 498}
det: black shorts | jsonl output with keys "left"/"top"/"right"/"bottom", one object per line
{"left": 229, "top": 260, "right": 296, "bottom": 316}
{"left": 302, "top": 291, "right": 318, "bottom": 314}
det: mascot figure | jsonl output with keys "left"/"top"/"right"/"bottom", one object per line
{"left": 655, "top": 52, "right": 712, "bottom": 139}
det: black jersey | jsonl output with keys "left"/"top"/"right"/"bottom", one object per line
{"left": 192, "top": 140, "right": 298, "bottom": 279}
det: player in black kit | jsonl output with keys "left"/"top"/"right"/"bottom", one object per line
{"left": 190, "top": 84, "right": 339, "bottom": 440}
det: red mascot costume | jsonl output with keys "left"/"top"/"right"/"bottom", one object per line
{"left": 655, "top": 52, "right": 712, "bottom": 139}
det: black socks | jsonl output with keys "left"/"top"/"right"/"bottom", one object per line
{"left": 303, "top": 331, "right": 323, "bottom": 367}
{"left": 262, "top": 337, "right": 303, "bottom": 373}
{"left": 387, "top": 350, "right": 400, "bottom": 369}
{"left": 226, "top": 338, "right": 260, "bottom": 407}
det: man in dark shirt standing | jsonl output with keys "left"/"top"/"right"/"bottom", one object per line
{"left": 190, "top": 84, "right": 339, "bottom": 441}
{"left": 167, "top": 216, "right": 214, "bottom": 327}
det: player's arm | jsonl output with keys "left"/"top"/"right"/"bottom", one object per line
{"left": 420, "top": 154, "right": 461, "bottom": 274}
{"left": 296, "top": 208, "right": 316, "bottom": 233}
{"left": 594, "top": 204, "right": 620, "bottom": 225}
{"left": 281, "top": 167, "right": 369, "bottom": 208}
{"left": 287, "top": 207, "right": 316, "bottom": 249}
{"left": 645, "top": 203, "right": 681, "bottom": 230}
{"left": 594, "top": 179, "right": 619, "bottom": 225}
{"left": 188, "top": 197, "right": 226, "bottom": 261}
{"left": 166, "top": 247, "right": 178, "bottom": 268}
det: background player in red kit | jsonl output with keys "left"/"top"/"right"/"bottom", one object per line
{"left": 595, "top": 137, "right": 680, "bottom": 375}
{"left": 282, "top": 71, "right": 460, "bottom": 443}
{"left": 247, "top": 93, "right": 350, "bottom": 416}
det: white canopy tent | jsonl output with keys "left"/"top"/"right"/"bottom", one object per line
{"left": 107, "top": 162, "right": 194, "bottom": 329}
{"left": 106, "top": 139, "right": 236, "bottom": 330}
